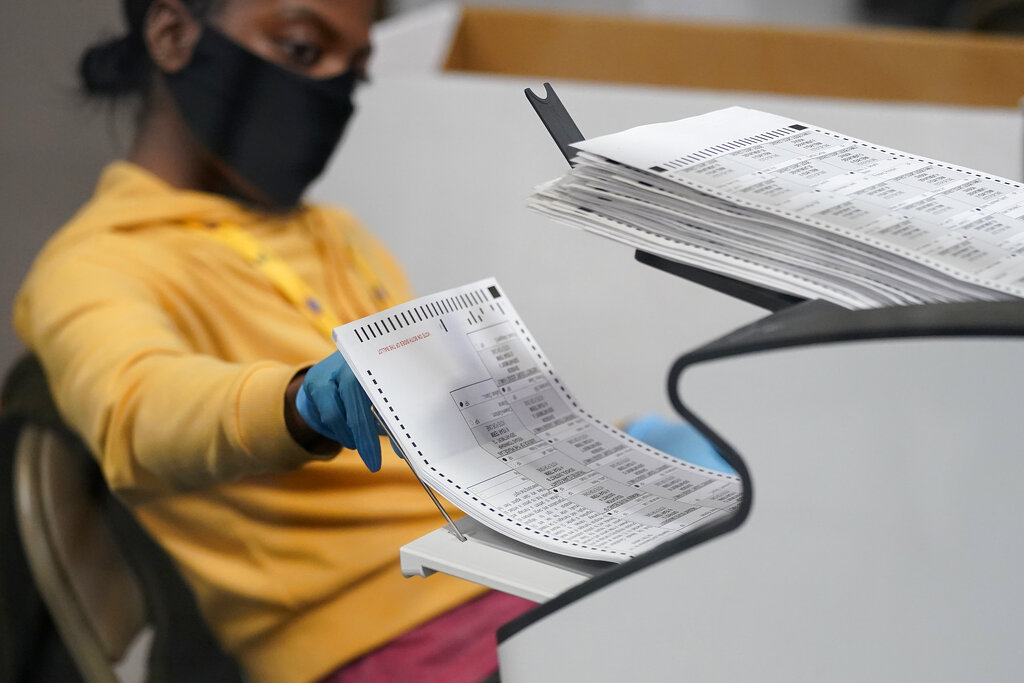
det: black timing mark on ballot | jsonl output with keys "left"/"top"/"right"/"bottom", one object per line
{"left": 655, "top": 124, "right": 798, "bottom": 170}
{"left": 351, "top": 287, "right": 492, "bottom": 342}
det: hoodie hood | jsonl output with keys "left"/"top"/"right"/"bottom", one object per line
{"left": 19, "top": 160, "right": 329, "bottom": 289}
{"left": 48, "top": 161, "right": 293, "bottom": 246}
{"left": 13, "top": 161, "right": 331, "bottom": 343}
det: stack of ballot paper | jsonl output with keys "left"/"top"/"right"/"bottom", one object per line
{"left": 529, "top": 106, "right": 1024, "bottom": 309}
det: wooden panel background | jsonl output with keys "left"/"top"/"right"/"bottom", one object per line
{"left": 444, "top": 6, "right": 1024, "bottom": 107}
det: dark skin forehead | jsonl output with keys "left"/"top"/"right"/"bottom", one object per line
{"left": 211, "top": 0, "right": 375, "bottom": 78}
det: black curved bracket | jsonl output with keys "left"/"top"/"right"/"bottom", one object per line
{"left": 500, "top": 298, "right": 1024, "bottom": 644}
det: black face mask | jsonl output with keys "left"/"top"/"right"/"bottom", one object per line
{"left": 165, "top": 26, "right": 357, "bottom": 210}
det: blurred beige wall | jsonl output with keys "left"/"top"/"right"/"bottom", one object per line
{"left": 2, "top": 1, "right": 128, "bottom": 376}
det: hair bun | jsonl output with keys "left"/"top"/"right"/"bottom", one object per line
{"left": 79, "top": 34, "right": 148, "bottom": 97}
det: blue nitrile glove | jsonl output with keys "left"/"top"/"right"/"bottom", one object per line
{"left": 625, "top": 414, "right": 735, "bottom": 475}
{"left": 295, "top": 351, "right": 382, "bottom": 472}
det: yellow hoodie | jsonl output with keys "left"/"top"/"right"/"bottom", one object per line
{"left": 14, "top": 162, "right": 485, "bottom": 682}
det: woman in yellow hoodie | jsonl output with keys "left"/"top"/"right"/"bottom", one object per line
{"left": 14, "top": 0, "right": 533, "bottom": 681}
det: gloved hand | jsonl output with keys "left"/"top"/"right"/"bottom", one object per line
{"left": 295, "top": 351, "right": 382, "bottom": 472}
{"left": 624, "top": 414, "right": 735, "bottom": 475}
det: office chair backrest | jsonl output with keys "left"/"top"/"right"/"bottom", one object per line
{"left": 13, "top": 422, "right": 147, "bottom": 683}
{"left": 2, "top": 355, "right": 244, "bottom": 683}
{"left": 2, "top": 358, "right": 245, "bottom": 683}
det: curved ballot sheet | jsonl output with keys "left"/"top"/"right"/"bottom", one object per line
{"left": 333, "top": 278, "right": 740, "bottom": 562}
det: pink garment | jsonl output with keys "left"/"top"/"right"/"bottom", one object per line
{"left": 318, "top": 592, "right": 537, "bottom": 683}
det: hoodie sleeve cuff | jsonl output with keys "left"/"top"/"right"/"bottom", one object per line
{"left": 235, "top": 363, "right": 337, "bottom": 473}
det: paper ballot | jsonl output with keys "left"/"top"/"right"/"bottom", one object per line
{"left": 333, "top": 279, "right": 740, "bottom": 562}
{"left": 530, "top": 107, "right": 1024, "bottom": 309}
